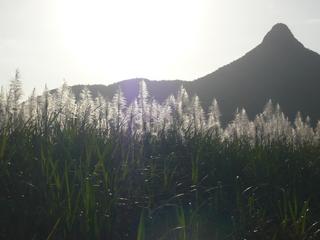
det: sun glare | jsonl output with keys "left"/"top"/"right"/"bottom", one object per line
{"left": 55, "top": 0, "right": 207, "bottom": 81}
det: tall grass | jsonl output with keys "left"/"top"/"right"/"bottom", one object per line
{"left": 1, "top": 74, "right": 320, "bottom": 239}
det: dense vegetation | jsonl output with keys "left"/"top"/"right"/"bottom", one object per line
{"left": 1, "top": 72, "right": 320, "bottom": 239}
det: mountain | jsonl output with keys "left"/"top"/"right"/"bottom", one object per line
{"left": 72, "top": 23, "right": 320, "bottom": 123}
{"left": 192, "top": 23, "right": 320, "bottom": 123}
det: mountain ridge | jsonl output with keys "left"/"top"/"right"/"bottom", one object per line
{"left": 70, "top": 23, "right": 320, "bottom": 123}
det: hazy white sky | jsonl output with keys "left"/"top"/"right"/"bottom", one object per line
{"left": 0, "top": 0, "right": 320, "bottom": 94}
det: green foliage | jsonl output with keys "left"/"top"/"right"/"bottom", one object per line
{"left": 1, "top": 79, "right": 320, "bottom": 239}
{"left": 1, "top": 120, "right": 320, "bottom": 239}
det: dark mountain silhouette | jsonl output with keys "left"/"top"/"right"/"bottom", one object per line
{"left": 72, "top": 23, "right": 320, "bottom": 123}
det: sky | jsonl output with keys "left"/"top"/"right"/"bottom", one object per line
{"left": 0, "top": 0, "right": 320, "bottom": 95}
